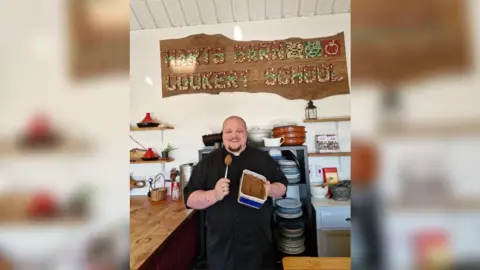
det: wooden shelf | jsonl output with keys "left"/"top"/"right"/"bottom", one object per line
{"left": 0, "top": 139, "right": 89, "bottom": 157}
{"left": 380, "top": 121, "right": 480, "bottom": 138}
{"left": 130, "top": 126, "right": 174, "bottom": 131}
{"left": 386, "top": 201, "right": 480, "bottom": 212}
{"left": 0, "top": 194, "right": 88, "bottom": 226}
{"left": 130, "top": 158, "right": 174, "bottom": 164}
{"left": 303, "top": 116, "right": 350, "bottom": 123}
{"left": 308, "top": 152, "right": 351, "bottom": 157}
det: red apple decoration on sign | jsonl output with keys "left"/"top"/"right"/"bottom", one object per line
{"left": 322, "top": 40, "right": 341, "bottom": 57}
{"left": 28, "top": 191, "right": 59, "bottom": 218}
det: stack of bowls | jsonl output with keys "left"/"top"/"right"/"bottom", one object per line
{"left": 247, "top": 127, "right": 271, "bottom": 145}
{"left": 275, "top": 198, "right": 303, "bottom": 219}
{"left": 276, "top": 223, "right": 306, "bottom": 255}
{"left": 277, "top": 159, "right": 301, "bottom": 184}
{"left": 272, "top": 125, "right": 306, "bottom": 146}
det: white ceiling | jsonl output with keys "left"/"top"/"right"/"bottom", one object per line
{"left": 131, "top": 0, "right": 350, "bottom": 30}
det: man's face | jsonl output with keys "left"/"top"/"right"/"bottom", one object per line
{"left": 222, "top": 118, "right": 247, "bottom": 153}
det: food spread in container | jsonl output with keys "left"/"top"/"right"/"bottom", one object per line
{"left": 241, "top": 174, "right": 266, "bottom": 199}
{"left": 238, "top": 169, "right": 267, "bottom": 209}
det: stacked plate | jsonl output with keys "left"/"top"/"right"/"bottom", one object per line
{"left": 277, "top": 159, "right": 301, "bottom": 184}
{"left": 269, "top": 150, "right": 283, "bottom": 161}
{"left": 276, "top": 223, "right": 306, "bottom": 255}
{"left": 275, "top": 198, "right": 303, "bottom": 219}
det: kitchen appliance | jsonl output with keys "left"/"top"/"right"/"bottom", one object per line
{"left": 180, "top": 163, "right": 194, "bottom": 188}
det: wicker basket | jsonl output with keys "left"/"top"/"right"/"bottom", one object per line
{"left": 150, "top": 173, "right": 167, "bottom": 202}
{"left": 130, "top": 148, "right": 146, "bottom": 162}
{"left": 151, "top": 188, "right": 167, "bottom": 201}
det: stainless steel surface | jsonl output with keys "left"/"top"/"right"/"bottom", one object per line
{"left": 180, "top": 163, "right": 194, "bottom": 187}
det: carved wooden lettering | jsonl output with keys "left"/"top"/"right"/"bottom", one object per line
{"left": 160, "top": 32, "right": 349, "bottom": 100}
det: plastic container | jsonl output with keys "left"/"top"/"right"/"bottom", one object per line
{"left": 237, "top": 169, "right": 268, "bottom": 209}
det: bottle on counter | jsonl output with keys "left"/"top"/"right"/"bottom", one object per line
{"left": 171, "top": 175, "right": 181, "bottom": 201}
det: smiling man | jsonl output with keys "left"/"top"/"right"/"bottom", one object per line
{"left": 183, "top": 116, "right": 288, "bottom": 270}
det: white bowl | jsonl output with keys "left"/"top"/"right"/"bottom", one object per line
{"left": 285, "top": 173, "right": 301, "bottom": 179}
{"left": 248, "top": 129, "right": 271, "bottom": 143}
{"left": 310, "top": 184, "right": 328, "bottom": 198}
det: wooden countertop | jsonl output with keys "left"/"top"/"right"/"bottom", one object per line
{"left": 130, "top": 195, "right": 195, "bottom": 270}
{"left": 311, "top": 198, "right": 351, "bottom": 208}
{"left": 282, "top": 257, "right": 351, "bottom": 270}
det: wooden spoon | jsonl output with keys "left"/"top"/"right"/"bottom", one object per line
{"left": 224, "top": 155, "right": 232, "bottom": 178}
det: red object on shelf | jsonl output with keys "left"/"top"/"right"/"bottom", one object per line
{"left": 140, "top": 113, "right": 155, "bottom": 123}
{"left": 322, "top": 167, "right": 339, "bottom": 197}
{"left": 142, "top": 148, "right": 159, "bottom": 159}
{"left": 27, "top": 114, "right": 53, "bottom": 138}
{"left": 28, "top": 191, "right": 58, "bottom": 218}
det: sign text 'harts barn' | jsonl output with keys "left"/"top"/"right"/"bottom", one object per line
{"left": 160, "top": 32, "right": 349, "bottom": 100}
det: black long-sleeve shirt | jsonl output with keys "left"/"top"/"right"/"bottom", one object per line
{"left": 184, "top": 146, "right": 288, "bottom": 270}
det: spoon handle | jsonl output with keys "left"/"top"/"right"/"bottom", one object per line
{"left": 224, "top": 166, "right": 229, "bottom": 178}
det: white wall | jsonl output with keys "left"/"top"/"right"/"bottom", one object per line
{"left": 129, "top": 14, "right": 352, "bottom": 195}
{"left": 371, "top": 2, "right": 480, "bottom": 268}
{"left": 0, "top": 0, "right": 129, "bottom": 265}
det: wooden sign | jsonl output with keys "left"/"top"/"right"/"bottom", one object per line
{"left": 69, "top": 0, "right": 129, "bottom": 80}
{"left": 352, "top": 0, "right": 471, "bottom": 83}
{"left": 160, "top": 32, "right": 349, "bottom": 100}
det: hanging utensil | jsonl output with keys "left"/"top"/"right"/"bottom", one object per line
{"left": 129, "top": 135, "right": 147, "bottom": 150}
{"left": 147, "top": 178, "right": 154, "bottom": 197}
{"left": 130, "top": 174, "right": 146, "bottom": 190}
{"left": 155, "top": 173, "right": 165, "bottom": 188}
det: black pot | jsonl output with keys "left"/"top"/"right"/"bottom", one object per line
{"left": 161, "top": 151, "right": 168, "bottom": 159}
{"left": 202, "top": 133, "right": 223, "bottom": 146}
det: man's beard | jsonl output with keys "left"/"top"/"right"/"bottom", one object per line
{"left": 227, "top": 144, "right": 242, "bottom": 153}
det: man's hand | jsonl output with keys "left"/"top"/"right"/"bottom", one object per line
{"left": 266, "top": 180, "right": 287, "bottom": 198}
{"left": 214, "top": 178, "right": 230, "bottom": 201}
